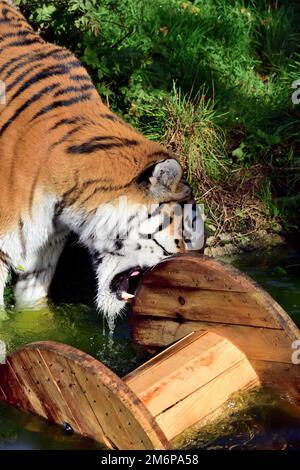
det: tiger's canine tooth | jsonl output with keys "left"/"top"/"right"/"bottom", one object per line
{"left": 121, "top": 292, "right": 135, "bottom": 301}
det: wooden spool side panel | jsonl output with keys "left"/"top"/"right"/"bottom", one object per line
{"left": 125, "top": 331, "right": 260, "bottom": 441}
{"left": 0, "top": 341, "right": 170, "bottom": 450}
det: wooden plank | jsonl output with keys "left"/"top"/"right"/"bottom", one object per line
{"left": 37, "top": 348, "right": 107, "bottom": 444}
{"left": 16, "top": 349, "right": 81, "bottom": 432}
{"left": 124, "top": 331, "right": 207, "bottom": 383}
{"left": 125, "top": 331, "right": 222, "bottom": 398}
{"left": 156, "top": 358, "right": 259, "bottom": 441}
{"left": 131, "top": 317, "right": 295, "bottom": 363}
{"left": 141, "top": 254, "right": 256, "bottom": 292}
{"left": 127, "top": 335, "right": 258, "bottom": 417}
{"left": 7, "top": 354, "right": 49, "bottom": 420}
{"left": 133, "top": 286, "right": 281, "bottom": 329}
{"left": 0, "top": 359, "right": 39, "bottom": 417}
{"left": 69, "top": 359, "right": 156, "bottom": 450}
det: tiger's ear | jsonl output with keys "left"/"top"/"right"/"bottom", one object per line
{"left": 139, "top": 159, "right": 191, "bottom": 202}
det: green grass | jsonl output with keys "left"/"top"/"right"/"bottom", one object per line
{"left": 16, "top": 0, "right": 300, "bottom": 236}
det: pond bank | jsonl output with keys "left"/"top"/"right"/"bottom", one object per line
{"left": 205, "top": 230, "right": 287, "bottom": 257}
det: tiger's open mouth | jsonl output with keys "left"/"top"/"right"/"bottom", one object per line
{"left": 110, "top": 266, "right": 145, "bottom": 302}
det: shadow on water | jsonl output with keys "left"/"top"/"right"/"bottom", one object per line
{"left": 0, "top": 240, "right": 300, "bottom": 449}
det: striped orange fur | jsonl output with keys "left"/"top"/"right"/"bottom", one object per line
{"left": 0, "top": 2, "right": 204, "bottom": 322}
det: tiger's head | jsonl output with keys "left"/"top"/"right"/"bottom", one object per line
{"left": 73, "top": 158, "right": 204, "bottom": 327}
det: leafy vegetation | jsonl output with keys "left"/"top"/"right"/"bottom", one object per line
{"left": 16, "top": 0, "right": 300, "bottom": 238}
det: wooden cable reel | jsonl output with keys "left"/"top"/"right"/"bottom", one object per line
{"left": 0, "top": 253, "right": 299, "bottom": 449}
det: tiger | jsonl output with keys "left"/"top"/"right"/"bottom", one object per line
{"left": 0, "top": 1, "right": 204, "bottom": 325}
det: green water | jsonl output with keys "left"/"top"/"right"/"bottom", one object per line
{"left": 0, "top": 245, "right": 299, "bottom": 450}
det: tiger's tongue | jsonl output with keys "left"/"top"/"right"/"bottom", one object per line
{"left": 130, "top": 271, "right": 140, "bottom": 277}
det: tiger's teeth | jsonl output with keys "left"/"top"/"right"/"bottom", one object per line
{"left": 121, "top": 292, "right": 135, "bottom": 301}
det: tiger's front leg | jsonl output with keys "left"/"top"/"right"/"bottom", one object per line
{"left": 0, "top": 258, "right": 9, "bottom": 308}
{"left": 14, "top": 229, "right": 68, "bottom": 308}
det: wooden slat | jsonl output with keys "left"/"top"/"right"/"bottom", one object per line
{"left": 124, "top": 331, "right": 207, "bottom": 383}
{"left": 70, "top": 359, "right": 157, "bottom": 450}
{"left": 155, "top": 358, "right": 259, "bottom": 441}
{"left": 125, "top": 331, "right": 221, "bottom": 399}
{"left": 0, "top": 359, "right": 39, "bottom": 417}
{"left": 37, "top": 349, "right": 106, "bottom": 444}
{"left": 133, "top": 286, "right": 281, "bottom": 328}
{"left": 7, "top": 353, "right": 50, "bottom": 421}
{"left": 142, "top": 254, "right": 256, "bottom": 292}
{"left": 131, "top": 317, "right": 295, "bottom": 363}
{"left": 126, "top": 333, "right": 258, "bottom": 417}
